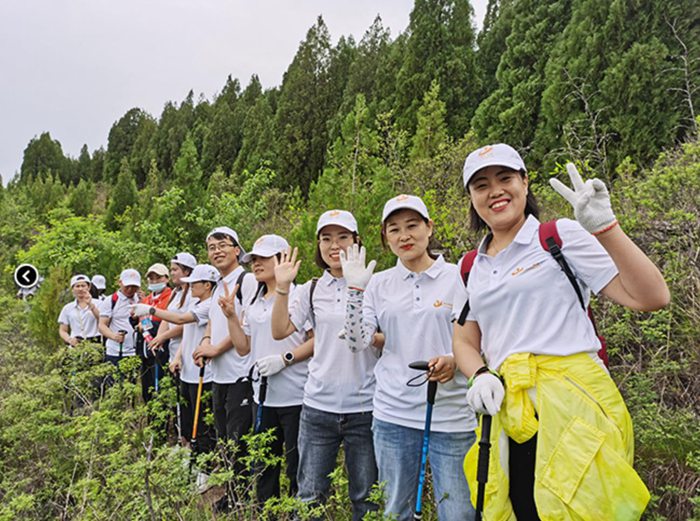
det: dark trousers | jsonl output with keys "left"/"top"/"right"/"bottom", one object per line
{"left": 140, "top": 350, "right": 168, "bottom": 403}
{"left": 181, "top": 380, "right": 215, "bottom": 454}
{"left": 509, "top": 434, "right": 540, "bottom": 520}
{"left": 253, "top": 403, "right": 302, "bottom": 503}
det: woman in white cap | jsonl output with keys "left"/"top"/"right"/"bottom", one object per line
{"left": 340, "top": 195, "right": 476, "bottom": 520}
{"left": 58, "top": 274, "right": 102, "bottom": 346}
{"left": 271, "top": 210, "right": 379, "bottom": 520}
{"left": 134, "top": 264, "right": 218, "bottom": 453}
{"left": 452, "top": 143, "right": 669, "bottom": 519}
{"left": 99, "top": 268, "right": 141, "bottom": 365}
{"left": 137, "top": 263, "right": 173, "bottom": 402}
{"left": 218, "top": 234, "right": 312, "bottom": 505}
{"left": 149, "top": 252, "right": 197, "bottom": 365}
{"left": 90, "top": 275, "right": 107, "bottom": 302}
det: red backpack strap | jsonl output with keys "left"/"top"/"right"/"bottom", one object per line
{"left": 456, "top": 250, "right": 478, "bottom": 326}
{"left": 110, "top": 291, "right": 119, "bottom": 311}
{"left": 539, "top": 220, "right": 609, "bottom": 367}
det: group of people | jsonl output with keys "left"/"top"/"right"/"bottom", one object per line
{"left": 56, "top": 143, "right": 669, "bottom": 520}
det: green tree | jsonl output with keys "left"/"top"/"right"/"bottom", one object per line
{"left": 410, "top": 80, "right": 449, "bottom": 161}
{"left": 67, "top": 179, "right": 96, "bottom": 217}
{"left": 396, "top": 0, "right": 478, "bottom": 137}
{"left": 104, "top": 108, "right": 155, "bottom": 183}
{"left": 19, "top": 132, "right": 69, "bottom": 183}
{"left": 233, "top": 95, "right": 276, "bottom": 175}
{"left": 473, "top": 0, "right": 516, "bottom": 105}
{"left": 105, "top": 159, "right": 138, "bottom": 229}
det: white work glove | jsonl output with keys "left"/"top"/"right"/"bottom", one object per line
{"left": 339, "top": 244, "right": 377, "bottom": 290}
{"left": 130, "top": 303, "right": 151, "bottom": 317}
{"left": 257, "top": 355, "right": 286, "bottom": 377}
{"left": 466, "top": 373, "right": 505, "bottom": 416}
{"left": 549, "top": 163, "right": 616, "bottom": 235}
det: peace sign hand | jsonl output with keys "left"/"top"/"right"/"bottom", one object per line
{"left": 218, "top": 281, "right": 238, "bottom": 319}
{"left": 274, "top": 247, "right": 301, "bottom": 289}
{"left": 549, "top": 163, "right": 616, "bottom": 235}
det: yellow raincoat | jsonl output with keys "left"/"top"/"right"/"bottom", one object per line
{"left": 464, "top": 352, "right": 650, "bottom": 520}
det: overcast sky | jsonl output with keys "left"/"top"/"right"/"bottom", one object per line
{"left": 0, "top": 1, "right": 488, "bottom": 186}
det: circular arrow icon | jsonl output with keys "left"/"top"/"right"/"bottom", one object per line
{"left": 14, "top": 264, "right": 40, "bottom": 289}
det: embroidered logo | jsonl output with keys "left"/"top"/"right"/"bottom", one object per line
{"left": 478, "top": 146, "right": 494, "bottom": 157}
{"left": 254, "top": 237, "right": 266, "bottom": 246}
{"left": 433, "top": 300, "right": 453, "bottom": 309}
{"left": 511, "top": 262, "right": 541, "bottom": 277}
{"left": 395, "top": 194, "right": 410, "bottom": 201}
{"left": 329, "top": 210, "right": 341, "bottom": 217}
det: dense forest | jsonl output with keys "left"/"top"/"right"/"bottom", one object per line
{"left": 0, "top": 0, "right": 698, "bottom": 519}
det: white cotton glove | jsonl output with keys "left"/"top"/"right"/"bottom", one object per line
{"left": 339, "top": 244, "right": 377, "bottom": 290}
{"left": 257, "top": 355, "right": 286, "bottom": 377}
{"left": 130, "top": 303, "right": 151, "bottom": 317}
{"left": 549, "top": 163, "right": 617, "bottom": 235}
{"left": 466, "top": 373, "right": 505, "bottom": 416}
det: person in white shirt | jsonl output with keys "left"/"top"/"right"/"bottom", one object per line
{"left": 218, "top": 234, "right": 312, "bottom": 504}
{"left": 58, "top": 274, "right": 102, "bottom": 345}
{"left": 90, "top": 274, "right": 107, "bottom": 302}
{"left": 271, "top": 210, "right": 379, "bottom": 521}
{"left": 452, "top": 144, "right": 670, "bottom": 520}
{"left": 341, "top": 195, "right": 477, "bottom": 520}
{"left": 192, "top": 227, "right": 258, "bottom": 496}
{"left": 98, "top": 269, "right": 141, "bottom": 365}
{"left": 134, "top": 264, "right": 218, "bottom": 453}
{"left": 149, "top": 252, "right": 197, "bottom": 364}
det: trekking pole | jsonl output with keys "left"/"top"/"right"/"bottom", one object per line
{"left": 475, "top": 414, "right": 493, "bottom": 521}
{"left": 190, "top": 360, "right": 206, "bottom": 473}
{"left": 118, "top": 329, "right": 127, "bottom": 359}
{"left": 154, "top": 359, "right": 159, "bottom": 393}
{"left": 254, "top": 375, "right": 268, "bottom": 433}
{"left": 408, "top": 360, "right": 438, "bottom": 521}
{"left": 175, "top": 371, "right": 182, "bottom": 441}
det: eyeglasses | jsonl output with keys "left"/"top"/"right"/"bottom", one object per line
{"left": 207, "top": 242, "right": 235, "bottom": 253}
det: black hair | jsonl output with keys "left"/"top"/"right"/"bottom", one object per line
{"left": 315, "top": 232, "right": 361, "bottom": 269}
{"left": 169, "top": 263, "right": 194, "bottom": 309}
{"left": 380, "top": 211, "right": 439, "bottom": 260}
{"left": 208, "top": 232, "right": 239, "bottom": 248}
{"left": 467, "top": 170, "right": 540, "bottom": 232}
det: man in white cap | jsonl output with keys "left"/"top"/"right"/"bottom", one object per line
{"left": 193, "top": 227, "right": 257, "bottom": 464}
{"left": 137, "top": 263, "right": 173, "bottom": 403}
{"left": 99, "top": 269, "right": 141, "bottom": 366}
{"left": 58, "top": 274, "right": 102, "bottom": 346}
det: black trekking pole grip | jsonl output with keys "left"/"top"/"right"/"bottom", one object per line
{"left": 475, "top": 414, "right": 493, "bottom": 520}
{"left": 259, "top": 376, "right": 268, "bottom": 405}
{"left": 427, "top": 380, "right": 438, "bottom": 405}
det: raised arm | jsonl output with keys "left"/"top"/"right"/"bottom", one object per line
{"left": 550, "top": 163, "right": 670, "bottom": 311}
{"left": 271, "top": 247, "right": 301, "bottom": 340}
{"left": 340, "top": 244, "right": 377, "bottom": 353}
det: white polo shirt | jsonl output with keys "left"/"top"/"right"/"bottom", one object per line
{"left": 57, "top": 299, "right": 101, "bottom": 339}
{"left": 290, "top": 271, "right": 377, "bottom": 414}
{"left": 452, "top": 216, "right": 618, "bottom": 370}
{"left": 166, "top": 288, "right": 191, "bottom": 363}
{"left": 243, "top": 285, "right": 309, "bottom": 408}
{"left": 209, "top": 266, "right": 258, "bottom": 384}
{"left": 180, "top": 297, "right": 214, "bottom": 384}
{"left": 362, "top": 256, "right": 476, "bottom": 432}
{"left": 100, "top": 291, "right": 139, "bottom": 357}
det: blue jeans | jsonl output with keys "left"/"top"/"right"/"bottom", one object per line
{"left": 297, "top": 405, "right": 378, "bottom": 521}
{"left": 372, "top": 417, "right": 476, "bottom": 521}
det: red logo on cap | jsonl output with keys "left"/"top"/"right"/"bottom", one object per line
{"left": 478, "top": 146, "right": 493, "bottom": 157}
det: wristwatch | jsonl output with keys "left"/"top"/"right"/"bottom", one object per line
{"left": 283, "top": 351, "right": 295, "bottom": 366}
{"left": 149, "top": 306, "right": 156, "bottom": 316}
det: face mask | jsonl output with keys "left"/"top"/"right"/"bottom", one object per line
{"left": 148, "top": 282, "right": 167, "bottom": 292}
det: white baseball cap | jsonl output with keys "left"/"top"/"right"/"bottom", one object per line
{"left": 70, "top": 274, "right": 90, "bottom": 288}
{"left": 181, "top": 264, "right": 220, "bottom": 284}
{"left": 316, "top": 210, "right": 358, "bottom": 235}
{"left": 91, "top": 274, "right": 106, "bottom": 290}
{"left": 146, "top": 263, "right": 169, "bottom": 278}
{"left": 171, "top": 252, "right": 197, "bottom": 270}
{"left": 206, "top": 226, "right": 247, "bottom": 259}
{"left": 462, "top": 143, "right": 527, "bottom": 188}
{"left": 381, "top": 194, "right": 430, "bottom": 223}
{"left": 241, "top": 234, "right": 290, "bottom": 264}
{"left": 119, "top": 268, "right": 141, "bottom": 287}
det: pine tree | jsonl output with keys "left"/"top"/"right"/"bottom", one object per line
{"left": 104, "top": 108, "right": 154, "bottom": 183}
{"left": 233, "top": 95, "right": 276, "bottom": 175}
{"left": 471, "top": 0, "right": 572, "bottom": 150}
{"left": 411, "top": 80, "right": 449, "bottom": 161}
{"left": 396, "top": 0, "right": 478, "bottom": 137}
{"left": 67, "top": 179, "right": 95, "bottom": 217}
{"left": 76, "top": 144, "right": 92, "bottom": 183}
{"left": 19, "top": 132, "right": 69, "bottom": 183}
{"left": 105, "top": 159, "right": 137, "bottom": 229}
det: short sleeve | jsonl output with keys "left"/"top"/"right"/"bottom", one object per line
{"left": 557, "top": 219, "right": 619, "bottom": 294}
{"left": 57, "top": 304, "right": 70, "bottom": 325}
{"left": 451, "top": 258, "right": 474, "bottom": 323}
{"left": 191, "top": 299, "right": 211, "bottom": 326}
{"left": 99, "top": 296, "right": 113, "bottom": 318}
{"left": 238, "top": 272, "right": 259, "bottom": 317}
{"left": 289, "top": 280, "right": 311, "bottom": 332}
